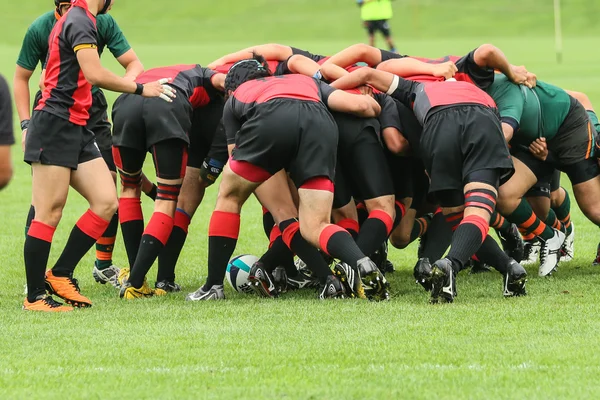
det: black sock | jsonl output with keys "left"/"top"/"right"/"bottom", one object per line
{"left": 474, "top": 236, "right": 510, "bottom": 274}
{"left": 321, "top": 227, "right": 366, "bottom": 269}
{"left": 24, "top": 235, "right": 52, "bottom": 302}
{"left": 121, "top": 220, "right": 144, "bottom": 268}
{"left": 25, "top": 205, "right": 35, "bottom": 237}
{"left": 356, "top": 203, "right": 369, "bottom": 225}
{"left": 280, "top": 218, "right": 331, "bottom": 279}
{"left": 52, "top": 226, "right": 98, "bottom": 277}
{"left": 262, "top": 209, "right": 275, "bottom": 238}
{"left": 259, "top": 236, "right": 295, "bottom": 273}
{"left": 204, "top": 236, "right": 237, "bottom": 288}
{"left": 129, "top": 234, "right": 164, "bottom": 288}
{"left": 355, "top": 211, "right": 393, "bottom": 256}
{"left": 422, "top": 212, "right": 453, "bottom": 261}
{"left": 157, "top": 226, "right": 188, "bottom": 282}
{"left": 446, "top": 217, "right": 487, "bottom": 273}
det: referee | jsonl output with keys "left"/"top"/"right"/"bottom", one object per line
{"left": 357, "top": 0, "right": 397, "bottom": 53}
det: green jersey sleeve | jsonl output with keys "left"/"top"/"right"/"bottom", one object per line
{"left": 16, "top": 12, "right": 56, "bottom": 71}
{"left": 97, "top": 14, "right": 131, "bottom": 59}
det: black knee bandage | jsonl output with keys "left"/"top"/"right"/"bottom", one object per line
{"left": 156, "top": 183, "right": 182, "bottom": 202}
{"left": 464, "top": 188, "right": 497, "bottom": 215}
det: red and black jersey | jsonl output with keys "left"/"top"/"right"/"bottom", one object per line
{"left": 390, "top": 79, "right": 496, "bottom": 125}
{"left": 223, "top": 74, "right": 335, "bottom": 143}
{"left": 136, "top": 64, "right": 220, "bottom": 108}
{"left": 213, "top": 60, "right": 281, "bottom": 75}
{"left": 35, "top": 0, "right": 97, "bottom": 126}
{"left": 405, "top": 50, "right": 494, "bottom": 89}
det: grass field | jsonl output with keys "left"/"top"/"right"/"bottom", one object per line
{"left": 2, "top": 1, "right": 600, "bottom": 399}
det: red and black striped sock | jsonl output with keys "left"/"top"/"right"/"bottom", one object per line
{"left": 157, "top": 209, "right": 191, "bottom": 282}
{"left": 393, "top": 200, "right": 406, "bottom": 229}
{"left": 204, "top": 211, "right": 240, "bottom": 289}
{"left": 319, "top": 225, "right": 366, "bottom": 269}
{"left": 95, "top": 211, "right": 119, "bottom": 270}
{"left": 280, "top": 219, "right": 332, "bottom": 279}
{"left": 119, "top": 197, "right": 144, "bottom": 268}
{"left": 129, "top": 212, "right": 174, "bottom": 288}
{"left": 356, "top": 210, "right": 394, "bottom": 256}
{"left": 52, "top": 209, "right": 110, "bottom": 277}
{"left": 24, "top": 221, "right": 55, "bottom": 302}
{"left": 409, "top": 213, "right": 433, "bottom": 243}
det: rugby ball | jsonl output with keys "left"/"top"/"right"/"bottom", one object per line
{"left": 226, "top": 254, "right": 258, "bottom": 293}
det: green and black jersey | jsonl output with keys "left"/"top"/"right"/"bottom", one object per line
{"left": 486, "top": 73, "right": 571, "bottom": 148}
{"left": 16, "top": 11, "right": 131, "bottom": 94}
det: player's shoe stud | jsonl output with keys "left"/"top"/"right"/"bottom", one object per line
{"left": 318, "top": 275, "right": 345, "bottom": 299}
{"left": 248, "top": 262, "right": 279, "bottom": 298}
{"left": 45, "top": 270, "right": 92, "bottom": 308}
{"left": 503, "top": 259, "right": 527, "bottom": 297}
{"left": 186, "top": 285, "right": 225, "bottom": 301}
{"left": 23, "top": 295, "right": 73, "bottom": 312}
{"left": 429, "top": 258, "right": 455, "bottom": 304}
{"left": 92, "top": 263, "right": 121, "bottom": 288}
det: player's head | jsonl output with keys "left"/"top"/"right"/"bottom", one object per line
{"left": 98, "top": 0, "right": 114, "bottom": 14}
{"left": 54, "top": 0, "right": 71, "bottom": 16}
{"left": 224, "top": 53, "right": 272, "bottom": 94}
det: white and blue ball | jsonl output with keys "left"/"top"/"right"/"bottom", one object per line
{"left": 226, "top": 254, "right": 258, "bottom": 293}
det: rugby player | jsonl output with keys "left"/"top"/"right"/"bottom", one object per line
{"left": 112, "top": 64, "right": 226, "bottom": 299}
{"left": 186, "top": 57, "right": 389, "bottom": 301}
{"left": 0, "top": 75, "right": 14, "bottom": 190}
{"left": 14, "top": 0, "right": 149, "bottom": 288}
{"left": 330, "top": 67, "right": 529, "bottom": 302}
{"left": 22, "top": 0, "right": 175, "bottom": 312}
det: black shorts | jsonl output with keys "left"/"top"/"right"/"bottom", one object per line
{"left": 187, "top": 98, "right": 225, "bottom": 168}
{"left": 421, "top": 105, "right": 514, "bottom": 194}
{"left": 231, "top": 99, "right": 338, "bottom": 187}
{"left": 333, "top": 112, "right": 394, "bottom": 201}
{"left": 386, "top": 154, "right": 429, "bottom": 209}
{"left": 112, "top": 92, "right": 193, "bottom": 152}
{"left": 526, "top": 168, "right": 561, "bottom": 198}
{"left": 548, "top": 96, "right": 595, "bottom": 166}
{"left": 88, "top": 90, "right": 112, "bottom": 151}
{"left": 24, "top": 110, "right": 101, "bottom": 169}
{"left": 365, "top": 19, "right": 391, "bottom": 37}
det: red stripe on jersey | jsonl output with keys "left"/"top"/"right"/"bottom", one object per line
{"left": 190, "top": 87, "right": 210, "bottom": 108}
{"left": 135, "top": 64, "right": 197, "bottom": 84}
{"left": 234, "top": 75, "right": 321, "bottom": 104}
{"left": 423, "top": 81, "right": 496, "bottom": 108}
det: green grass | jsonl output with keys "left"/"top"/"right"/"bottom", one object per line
{"left": 2, "top": 1, "right": 600, "bottom": 399}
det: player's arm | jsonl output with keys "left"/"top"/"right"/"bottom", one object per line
{"left": 376, "top": 57, "right": 457, "bottom": 80}
{"left": 321, "top": 43, "right": 383, "bottom": 69}
{"left": 207, "top": 44, "right": 292, "bottom": 69}
{"left": 319, "top": 80, "right": 380, "bottom": 117}
{"left": 473, "top": 44, "right": 530, "bottom": 87}
{"left": 116, "top": 49, "right": 144, "bottom": 81}
{"left": 0, "top": 76, "right": 14, "bottom": 189}
{"left": 375, "top": 93, "right": 410, "bottom": 155}
{"left": 13, "top": 66, "right": 34, "bottom": 128}
{"left": 210, "top": 73, "right": 226, "bottom": 92}
{"left": 76, "top": 49, "right": 174, "bottom": 100}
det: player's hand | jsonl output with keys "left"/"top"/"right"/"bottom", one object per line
{"left": 141, "top": 78, "right": 176, "bottom": 102}
{"left": 509, "top": 65, "right": 531, "bottom": 87}
{"left": 529, "top": 138, "right": 548, "bottom": 161}
{"left": 525, "top": 71, "right": 537, "bottom": 88}
{"left": 21, "top": 129, "right": 27, "bottom": 152}
{"left": 358, "top": 85, "right": 373, "bottom": 97}
{"left": 433, "top": 61, "right": 457, "bottom": 80}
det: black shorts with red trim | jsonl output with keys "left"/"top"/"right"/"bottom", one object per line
{"left": 386, "top": 154, "right": 429, "bottom": 208}
{"left": 24, "top": 110, "right": 101, "bottom": 170}
{"left": 230, "top": 99, "right": 337, "bottom": 187}
{"left": 187, "top": 98, "right": 226, "bottom": 168}
{"left": 549, "top": 96, "right": 595, "bottom": 166}
{"left": 420, "top": 105, "right": 514, "bottom": 194}
{"left": 113, "top": 139, "right": 187, "bottom": 180}
{"left": 111, "top": 92, "right": 193, "bottom": 152}
{"left": 332, "top": 112, "right": 394, "bottom": 201}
